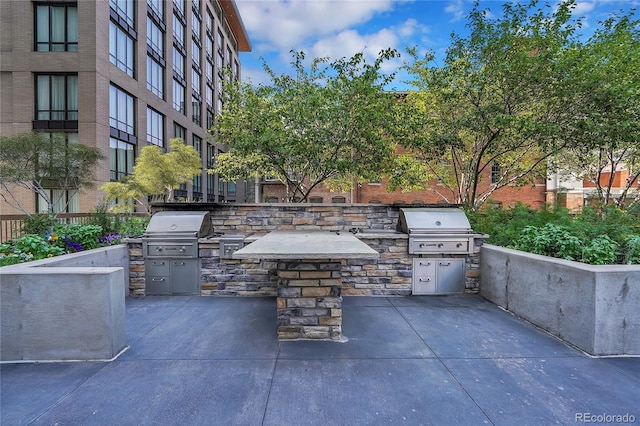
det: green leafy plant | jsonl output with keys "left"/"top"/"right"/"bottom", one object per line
{"left": 0, "top": 234, "right": 65, "bottom": 266}
{"left": 624, "top": 235, "right": 640, "bottom": 264}
{"left": 53, "top": 224, "right": 103, "bottom": 252}
{"left": 87, "top": 201, "right": 119, "bottom": 234}
{"left": 117, "top": 217, "right": 149, "bottom": 237}
{"left": 581, "top": 235, "right": 618, "bottom": 265}
{"left": 468, "top": 203, "right": 639, "bottom": 265}
{"left": 21, "top": 213, "right": 57, "bottom": 235}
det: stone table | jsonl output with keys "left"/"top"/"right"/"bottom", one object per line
{"left": 232, "top": 230, "right": 379, "bottom": 340}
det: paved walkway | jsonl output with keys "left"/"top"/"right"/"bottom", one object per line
{"left": 2, "top": 296, "right": 639, "bottom": 425}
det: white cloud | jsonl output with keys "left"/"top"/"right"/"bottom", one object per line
{"left": 235, "top": 0, "right": 398, "bottom": 52}
{"left": 444, "top": 0, "right": 466, "bottom": 22}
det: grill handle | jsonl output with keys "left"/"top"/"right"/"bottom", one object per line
{"left": 419, "top": 243, "right": 443, "bottom": 248}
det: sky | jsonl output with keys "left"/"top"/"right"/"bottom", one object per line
{"left": 234, "top": 0, "right": 637, "bottom": 90}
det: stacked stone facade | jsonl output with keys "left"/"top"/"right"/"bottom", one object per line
{"left": 127, "top": 203, "right": 485, "bottom": 297}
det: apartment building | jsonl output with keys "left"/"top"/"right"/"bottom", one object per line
{"left": 0, "top": 0, "right": 251, "bottom": 214}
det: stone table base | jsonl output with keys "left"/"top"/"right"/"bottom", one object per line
{"left": 276, "top": 259, "right": 344, "bottom": 340}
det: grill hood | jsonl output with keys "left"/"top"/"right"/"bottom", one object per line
{"left": 397, "top": 208, "right": 471, "bottom": 234}
{"left": 144, "top": 211, "right": 213, "bottom": 237}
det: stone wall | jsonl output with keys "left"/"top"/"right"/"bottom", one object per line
{"left": 128, "top": 203, "right": 484, "bottom": 297}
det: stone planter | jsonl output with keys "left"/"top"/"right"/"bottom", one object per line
{"left": 480, "top": 244, "right": 640, "bottom": 356}
{"left": 1, "top": 245, "right": 128, "bottom": 362}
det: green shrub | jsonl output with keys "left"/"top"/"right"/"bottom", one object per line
{"left": 624, "top": 235, "right": 640, "bottom": 264}
{"left": 468, "top": 203, "right": 640, "bottom": 265}
{"left": 87, "top": 202, "right": 118, "bottom": 234}
{"left": 0, "top": 234, "right": 65, "bottom": 265}
{"left": 513, "top": 223, "right": 582, "bottom": 261}
{"left": 53, "top": 224, "right": 103, "bottom": 252}
{"left": 21, "top": 213, "right": 57, "bottom": 235}
{"left": 117, "top": 216, "right": 149, "bottom": 237}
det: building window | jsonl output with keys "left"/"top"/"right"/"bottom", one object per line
{"left": 34, "top": 132, "right": 78, "bottom": 211}
{"left": 332, "top": 196, "right": 346, "bottom": 203}
{"left": 173, "top": 14, "right": 185, "bottom": 46}
{"left": 205, "top": 9, "right": 213, "bottom": 33}
{"left": 172, "top": 79, "right": 185, "bottom": 114}
{"left": 206, "top": 107, "right": 214, "bottom": 129}
{"left": 227, "top": 181, "right": 236, "bottom": 197}
{"left": 35, "top": 4, "right": 78, "bottom": 52}
{"left": 192, "top": 135, "right": 202, "bottom": 195}
{"left": 192, "top": 39, "right": 201, "bottom": 69}
{"left": 192, "top": 13, "right": 201, "bottom": 40}
{"left": 109, "top": 0, "right": 135, "bottom": 28}
{"left": 173, "top": 47, "right": 185, "bottom": 77}
{"left": 192, "top": 96, "right": 201, "bottom": 125}
{"left": 491, "top": 162, "right": 501, "bottom": 184}
{"left": 216, "top": 46, "right": 224, "bottom": 69}
{"left": 36, "top": 74, "right": 78, "bottom": 120}
{"left": 148, "top": 0, "right": 163, "bottom": 19}
{"left": 173, "top": 123, "right": 185, "bottom": 140}
{"left": 109, "top": 84, "right": 135, "bottom": 135}
{"left": 205, "top": 58, "right": 214, "bottom": 84}
{"left": 109, "top": 137, "right": 134, "bottom": 181}
{"left": 147, "top": 107, "right": 164, "bottom": 147}
{"left": 233, "top": 60, "right": 240, "bottom": 80}
{"left": 38, "top": 189, "right": 79, "bottom": 214}
{"left": 147, "top": 56, "right": 164, "bottom": 98}
{"left": 192, "top": 68, "right": 201, "bottom": 95}
{"left": 147, "top": 17, "right": 164, "bottom": 56}
{"left": 205, "top": 84, "right": 213, "bottom": 109}
{"left": 109, "top": 21, "right": 135, "bottom": 77}
{"left": 173, "top": 0, "right": 185, "bottom": 15}
{"left": 205, "top": 35, "right": 213, "bottom": 58}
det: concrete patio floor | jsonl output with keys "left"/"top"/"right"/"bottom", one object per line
{"left": 2, "top": 295, "right": 639, "bottom": 425}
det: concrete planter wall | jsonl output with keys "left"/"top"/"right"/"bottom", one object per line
{"left": 480, "top": 244, "right": 640, "bottom": 356}
{"left": 0, "top": 245, "right": 128, "bottom": 362}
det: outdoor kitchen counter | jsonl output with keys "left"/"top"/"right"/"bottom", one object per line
{"left": 231, "top": 230, "right": 380, "bottom": 260}
{"left": 233, "top": 231, "right": 379, "bottom": 341}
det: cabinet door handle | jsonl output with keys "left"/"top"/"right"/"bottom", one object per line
{"left": 419, "top": 278, "right": 431, "bottom": 282}
{"left": 151, "top": 278, "right": 165, "bottom": 282}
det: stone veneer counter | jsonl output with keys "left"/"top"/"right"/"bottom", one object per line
{"left": 233, "top": 231, "right": 379, "bottom": 340}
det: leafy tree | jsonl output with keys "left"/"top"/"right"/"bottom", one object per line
{"left": 392, "top": 0, "right": 583, "bottom": 210}
{"left": 0, "top": 132, "right": 103, "bottom": 215}
{"left": 552, "top": 11, "right": 640, "bottom": 207}
{"left": 210, "top": 50, "right": 401, "bottom": 202}
{"left": 101, "top": 138, "right": 201, "bottom": 212}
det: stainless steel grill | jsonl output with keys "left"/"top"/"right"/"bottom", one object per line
{"left": 142, "top": 211, "right": 213, "bottom": 295}
{"left": 397, "top": 207, "right": 475, "bottom": 295}
{"left": 397, "top": 207, "right": 475, "bottom": 255}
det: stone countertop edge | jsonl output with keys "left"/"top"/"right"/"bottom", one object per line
{"left": 231, "top": 231, "right": 380, "bottom": 260}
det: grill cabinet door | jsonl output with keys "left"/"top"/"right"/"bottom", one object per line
{"left": 170, "top": 259, "right": 200, "bottom": 295}
{"left": 436, "top": 259, "right": 465, "bottom": 293}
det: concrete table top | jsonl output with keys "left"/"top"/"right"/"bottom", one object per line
{"left": 232, "top": 230, "right": 380, "bottom": 260}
